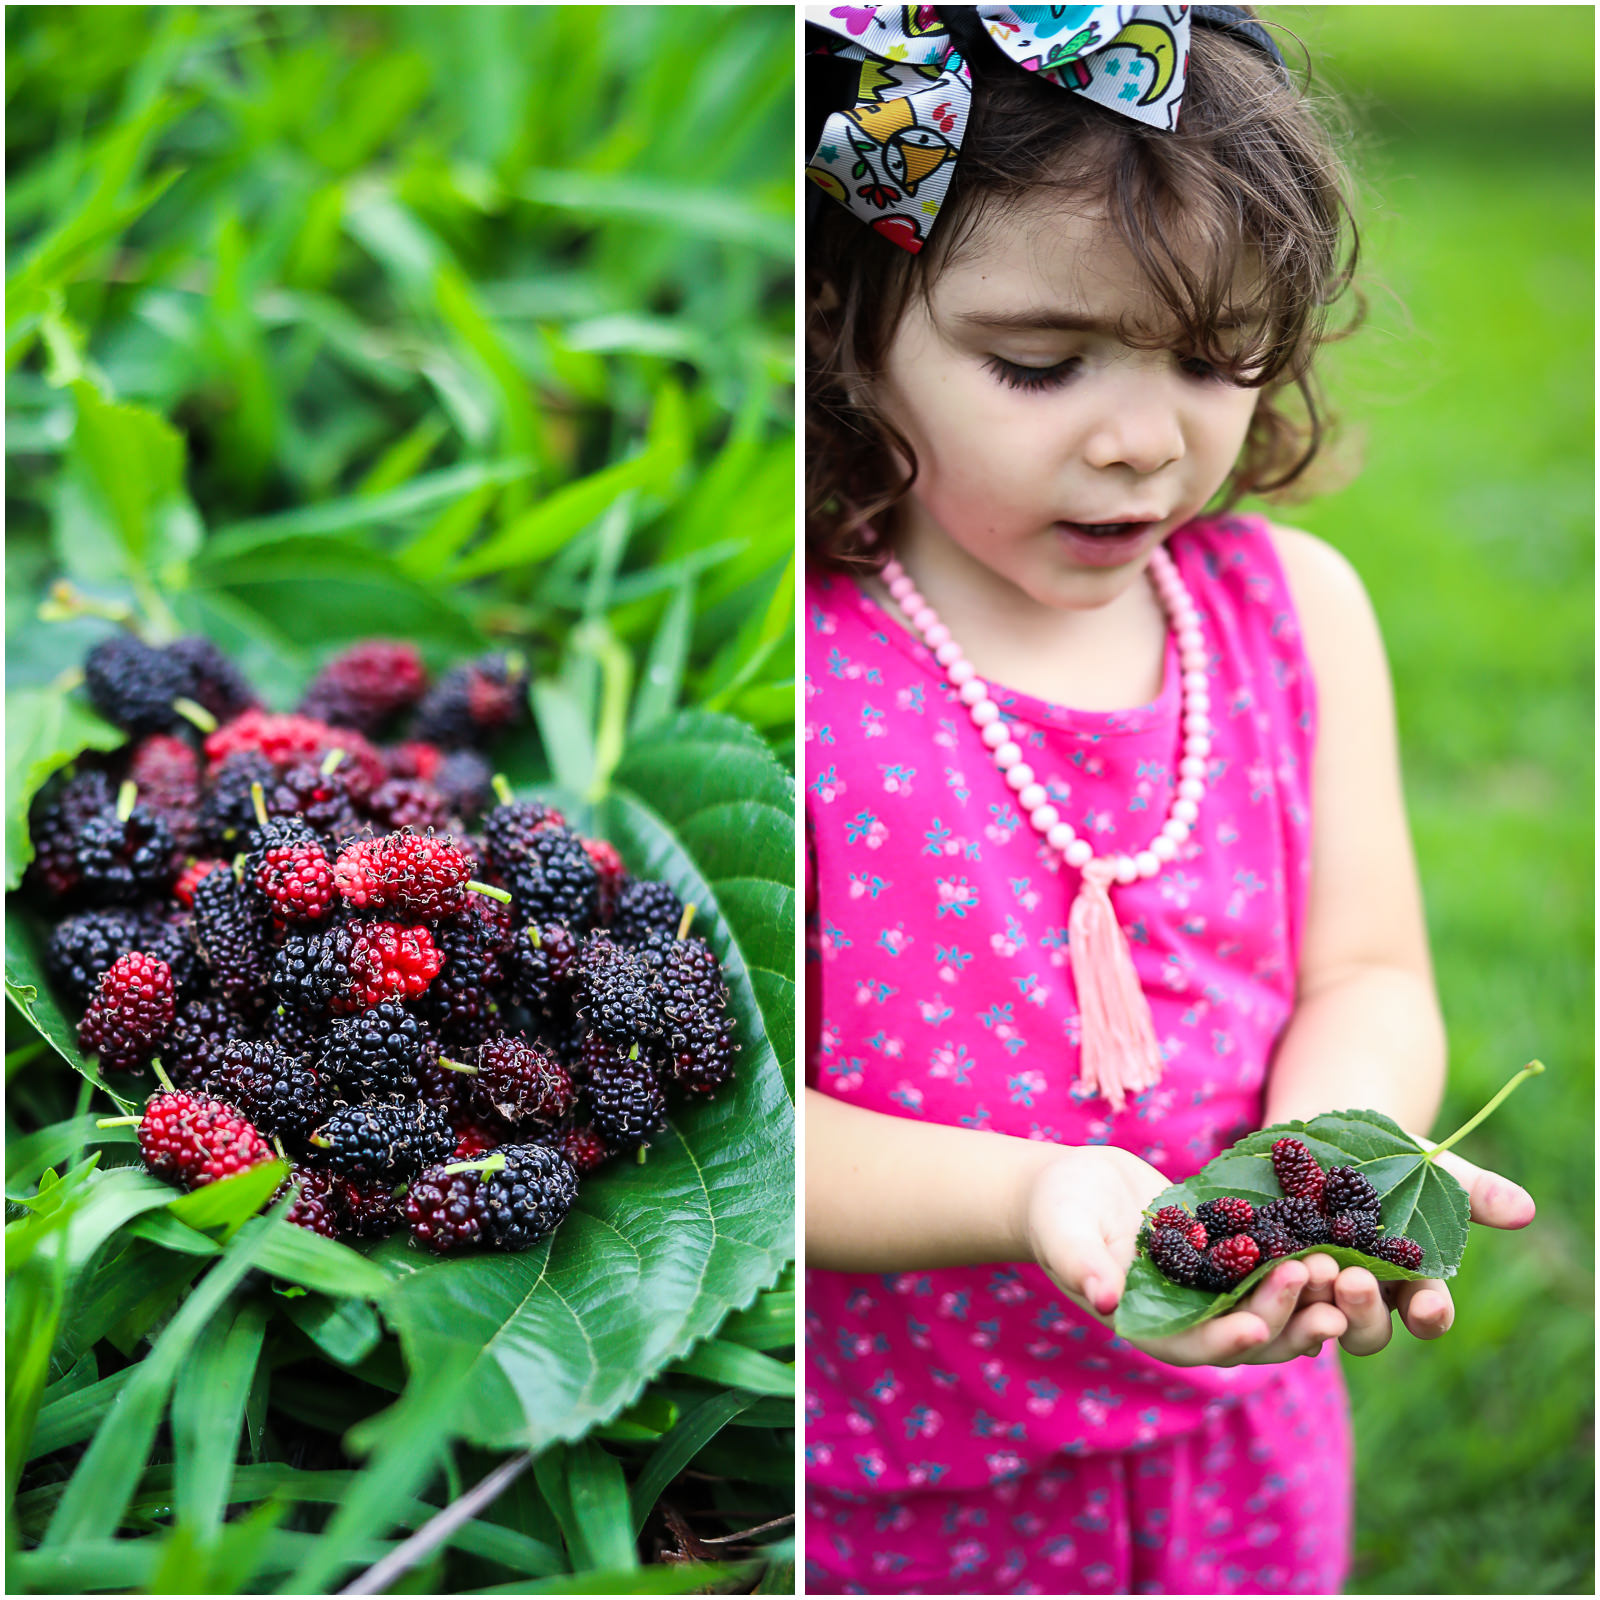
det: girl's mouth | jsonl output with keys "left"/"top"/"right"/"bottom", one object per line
{"left": 1053, "top": 520, "right": 1160, "bottom": 566}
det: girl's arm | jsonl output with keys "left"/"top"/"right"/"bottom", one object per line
{"left": 1265, "top": 527, "right": 1536, "bottom": 1348}
{"left": 806, "top": 1086, "right": 1351, "bottom": 1367}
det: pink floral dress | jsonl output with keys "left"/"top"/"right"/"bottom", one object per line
{"left": 804, "top": 516, "right": 1352, "bottom": 1594}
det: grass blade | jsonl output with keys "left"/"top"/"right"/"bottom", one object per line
{"left": 628, "top": 1390, "right": 758, "bottom": 1536}
{"left": 565, "top": 1438, "right": 637, "bottom": 1572}
{"left": 665, "top": 1340, "right": 794, "bottom": 1397}
{"left": 171, "top": 1295, "right": 268, "bottom": 1539}
{"left": 41, "top": 1209, "right": 292, "bottom": 1546}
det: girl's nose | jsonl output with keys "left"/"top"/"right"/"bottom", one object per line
{"left": 1081, "top": 377, "right": 1185, "bottom": 476}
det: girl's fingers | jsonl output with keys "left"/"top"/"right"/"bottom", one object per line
{"left": 1243, "top": 1300, "right": 1348, "bottom": 1365}
{"left": 1394, "top": 1278, "right": 1454, "bottom": 1339}
{"left": 1429, "top": 1148, "right": 1536, "bottom": 1229}
{"left": 1241, "top": 1259, "right": 1310, "bottom": 1340}
{"left": 1293, "top": 1251, "right": 1341, "bottom": 1304}
{"left": 1043, "top": 1235, "right": 1127, "bottom": 1321}
{"left": 1333, "top": 1266, "right": 1393, "bottom": 1356}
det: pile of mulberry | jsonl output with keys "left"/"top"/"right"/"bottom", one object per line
{"left": 1142, "top": 1136, "right": 1426, "bottom": 1292}
{"left": 25, "top": 630, "right": 745, "bottom": 1250}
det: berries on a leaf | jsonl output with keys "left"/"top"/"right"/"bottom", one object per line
{"left": 1270, "top": 1137, "right": 1327, "bottom": 1204}
{"left": 137, "top": 1090, "right": 274, "bottom": 1189}
{"left": 1203, "top": 1233, "right": 1261, "bottom": 1288}
{"left": 1374, "top": 1234, "right": 1424, "bottom": 1271}
{"left": 314, "top": 1099, "right": 453, "bottom": 1181}
{"left": 479, "top": 1143, "right": 578, "bottom": 1250}
{"left": 77, "top": 952, "right": 176, "bottom": 1071}
{"left": 342, "top": 920, "right": 443, "bottom": 1011}
{"left": 1146, "top": 1225, "right": 1206, "bottom": 1286}
{"left": 1193, "top": 1196, "right": 1255, "bottom": 1239}
{"left": 405, "top": 1165, "right": 489, "bottom": 1253}
{"left": 470, "top": 1034, "right": 575, "bottom": 1128}
{"left": 1326, "top": 1210, "right": 1380, "bottom": 1254}
{"left": 1320, "top": 1166, "right": 1380, "bottom": 1216}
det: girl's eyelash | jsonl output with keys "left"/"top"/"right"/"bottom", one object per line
{"left": 984, "top": 355, "right": 1080, "bottom": 392}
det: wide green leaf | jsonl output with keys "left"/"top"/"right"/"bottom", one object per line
{"left": 5, "top": 905, "right": 137, "bottom": 1111}
{"left": 1114, "top": 1109, "right": 1468, "bottom": 1340}
{"left": 375, "top": 717, "right": 793, "bottom": 1453}
{"left": 53, "top": 379, "right": 204, "bottom": 588}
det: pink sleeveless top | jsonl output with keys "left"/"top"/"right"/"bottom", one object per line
{"left": 805, "top": 514, "right": 1333, "bottom": 1497}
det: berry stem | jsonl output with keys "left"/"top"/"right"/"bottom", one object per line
{"left": 309, "top": 1135, "right": 331, "bottom": 1150}
{"left": 635, "top": 1145, "right": 648, "bottom": 1166}
{"left": 172, "top": 696, "right": 218, "bottom": 734}
{"left": 1424, "top": 1060, "right": 1545, "bottom": 1161}
{"left": 116, "top": 780, "right": 138, "bottom": 823}
{"left": 492, "top": 774, "right": 514, "bottom": 807}
{"left": 467, "top": 880, "right": 513, "bottom": 904}
{"left": 39, "top": 581, "right": 134, "bottom": 628}
{"left": 150, "top": 1057, "right": 176, "bottom": 1093}
{"left": 321, "top": 748, "right": 346, "bottom": 776}
{"left": 438, "top": 1057, "right": 479, "bottom": 1076}
{"left": 675, "top": 903, "right": 698, "bottom": 942}
{"left": 96, "top": 1115, "right": 143, "bottom": 1129}
{"left": 272, "top": 1135, "right": 289, "bottom": 1161}
{"left": 249, "top": 781, "right": 270, "bottom": 829}
{"left": 525, "top": 926, "right": 541, "bottom": 951}
{"left": 440, "top": 1153, "right": 508, "bottom": 1177}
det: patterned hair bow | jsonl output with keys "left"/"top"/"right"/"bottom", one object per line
{"left": 807, "top": 5, "right": 1194, "bottom": 254}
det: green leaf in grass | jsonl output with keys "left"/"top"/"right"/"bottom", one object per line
{"left": 5, "top": 905, "right": 137, "bottom": 1110}
{"left": 53, "top": 379, "right": 204, "bottom": 597}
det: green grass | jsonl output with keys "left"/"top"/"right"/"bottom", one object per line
{"left": 1245, "top": 11, "right": 1593, "bottom": 1591}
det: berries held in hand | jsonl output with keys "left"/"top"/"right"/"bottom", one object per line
{"left": 1248, "top": 1218, "right": 1299, "bottom": 1261}
{"left": 1151, "top": 1205, "right": 1196, "bottom": 1234}
{"left": 1204, "top": 1232, "right": 1261, "bottom": 1288}
{"left": 1374, "top": 1234, "right": 1424, "bottom": 1271}
{"left": 1320, "top": 1166, "right": 1380, "bottom": 1216}
{"left": 137, "top": 1090, "right": 274, "bottom": 1189}
{"left": 1259, "top": 1194, "right": 1330, "bottom": 1246}
{"left": 1146, "top": 1225, "right": 1206, "bottom": 1286}
{"left": 77, "top": 952, "right": 176, "bottom": 1071}
{"left": 1271, "top": 1137, "right": 1327, "bottom": 1204}
{"left": 1193, "top": 1196, "right": 1255, "bottom": 1239}
{"left": 1326, "top": 1210, "right": 1380, "bottom": 1254}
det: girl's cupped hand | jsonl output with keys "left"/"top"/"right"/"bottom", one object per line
{"left": 1023, "top": 1144, "right": 1534, "bottom": 1367}
{"left": 1325, "top": 1142, "right": 1535, "bottom": 1355}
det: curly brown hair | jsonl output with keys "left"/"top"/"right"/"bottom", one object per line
{"left": 806, "top": 12, "right": 1361, "bottom": 571}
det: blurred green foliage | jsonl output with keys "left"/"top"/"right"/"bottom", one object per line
{"left": 7, "top": 3, "right": 796, "bottom": 764}
{"left": 1250, "top": 8, "right": 1593, "bottom": 1594}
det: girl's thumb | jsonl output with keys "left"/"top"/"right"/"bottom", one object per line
{"left": 1048, "top": 1236, "right": 1125, "bottom": 1318}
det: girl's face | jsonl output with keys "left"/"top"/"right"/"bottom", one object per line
{"left": 877, "top": 193, "right": 1262, "bottom": 615}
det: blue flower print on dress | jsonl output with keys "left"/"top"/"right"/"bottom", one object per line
{"left": 943, "top": 765, "right": 971, "bottom": 803}
{"left": 811, "top": 763, "right": 844, "bottom": 802}
{"left": 934, "top": 942, "right": 972, "bottom": 979}
{"left": 934, "top": 875, "right": 979, "bottom": 918}
{"left": 880, "top": 761, "right": 915, "bottom": 795}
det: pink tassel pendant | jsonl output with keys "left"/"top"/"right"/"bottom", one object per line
{"left": 1067, "top": 860, "right": 1163, "bottom": 1113}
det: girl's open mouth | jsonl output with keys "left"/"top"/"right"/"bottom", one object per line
{"left": 1053, "top": 520, "right": 1159, "bottom": 566}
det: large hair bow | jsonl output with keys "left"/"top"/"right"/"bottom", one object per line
{"left": 807, "top": 5, "right": 1193, "bottom": 254}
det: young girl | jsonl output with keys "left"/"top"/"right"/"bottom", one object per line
{"left": 802, "top": 7, "right": 1537, "bottom": 1593}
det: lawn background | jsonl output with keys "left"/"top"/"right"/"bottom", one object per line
{"left": 1258, "top": 10, "right": 1593, "bottom": 1593}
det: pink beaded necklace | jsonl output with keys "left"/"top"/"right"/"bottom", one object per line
{"left": 878, "top": 543, "right": 1213, "bottom": 1113}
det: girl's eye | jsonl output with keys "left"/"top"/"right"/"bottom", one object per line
{"left": 1179, "top": 354, "right": 1225, "bottom": 381}
{"left": 984, "top": 355, "right": 1081, "bottom": 393}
